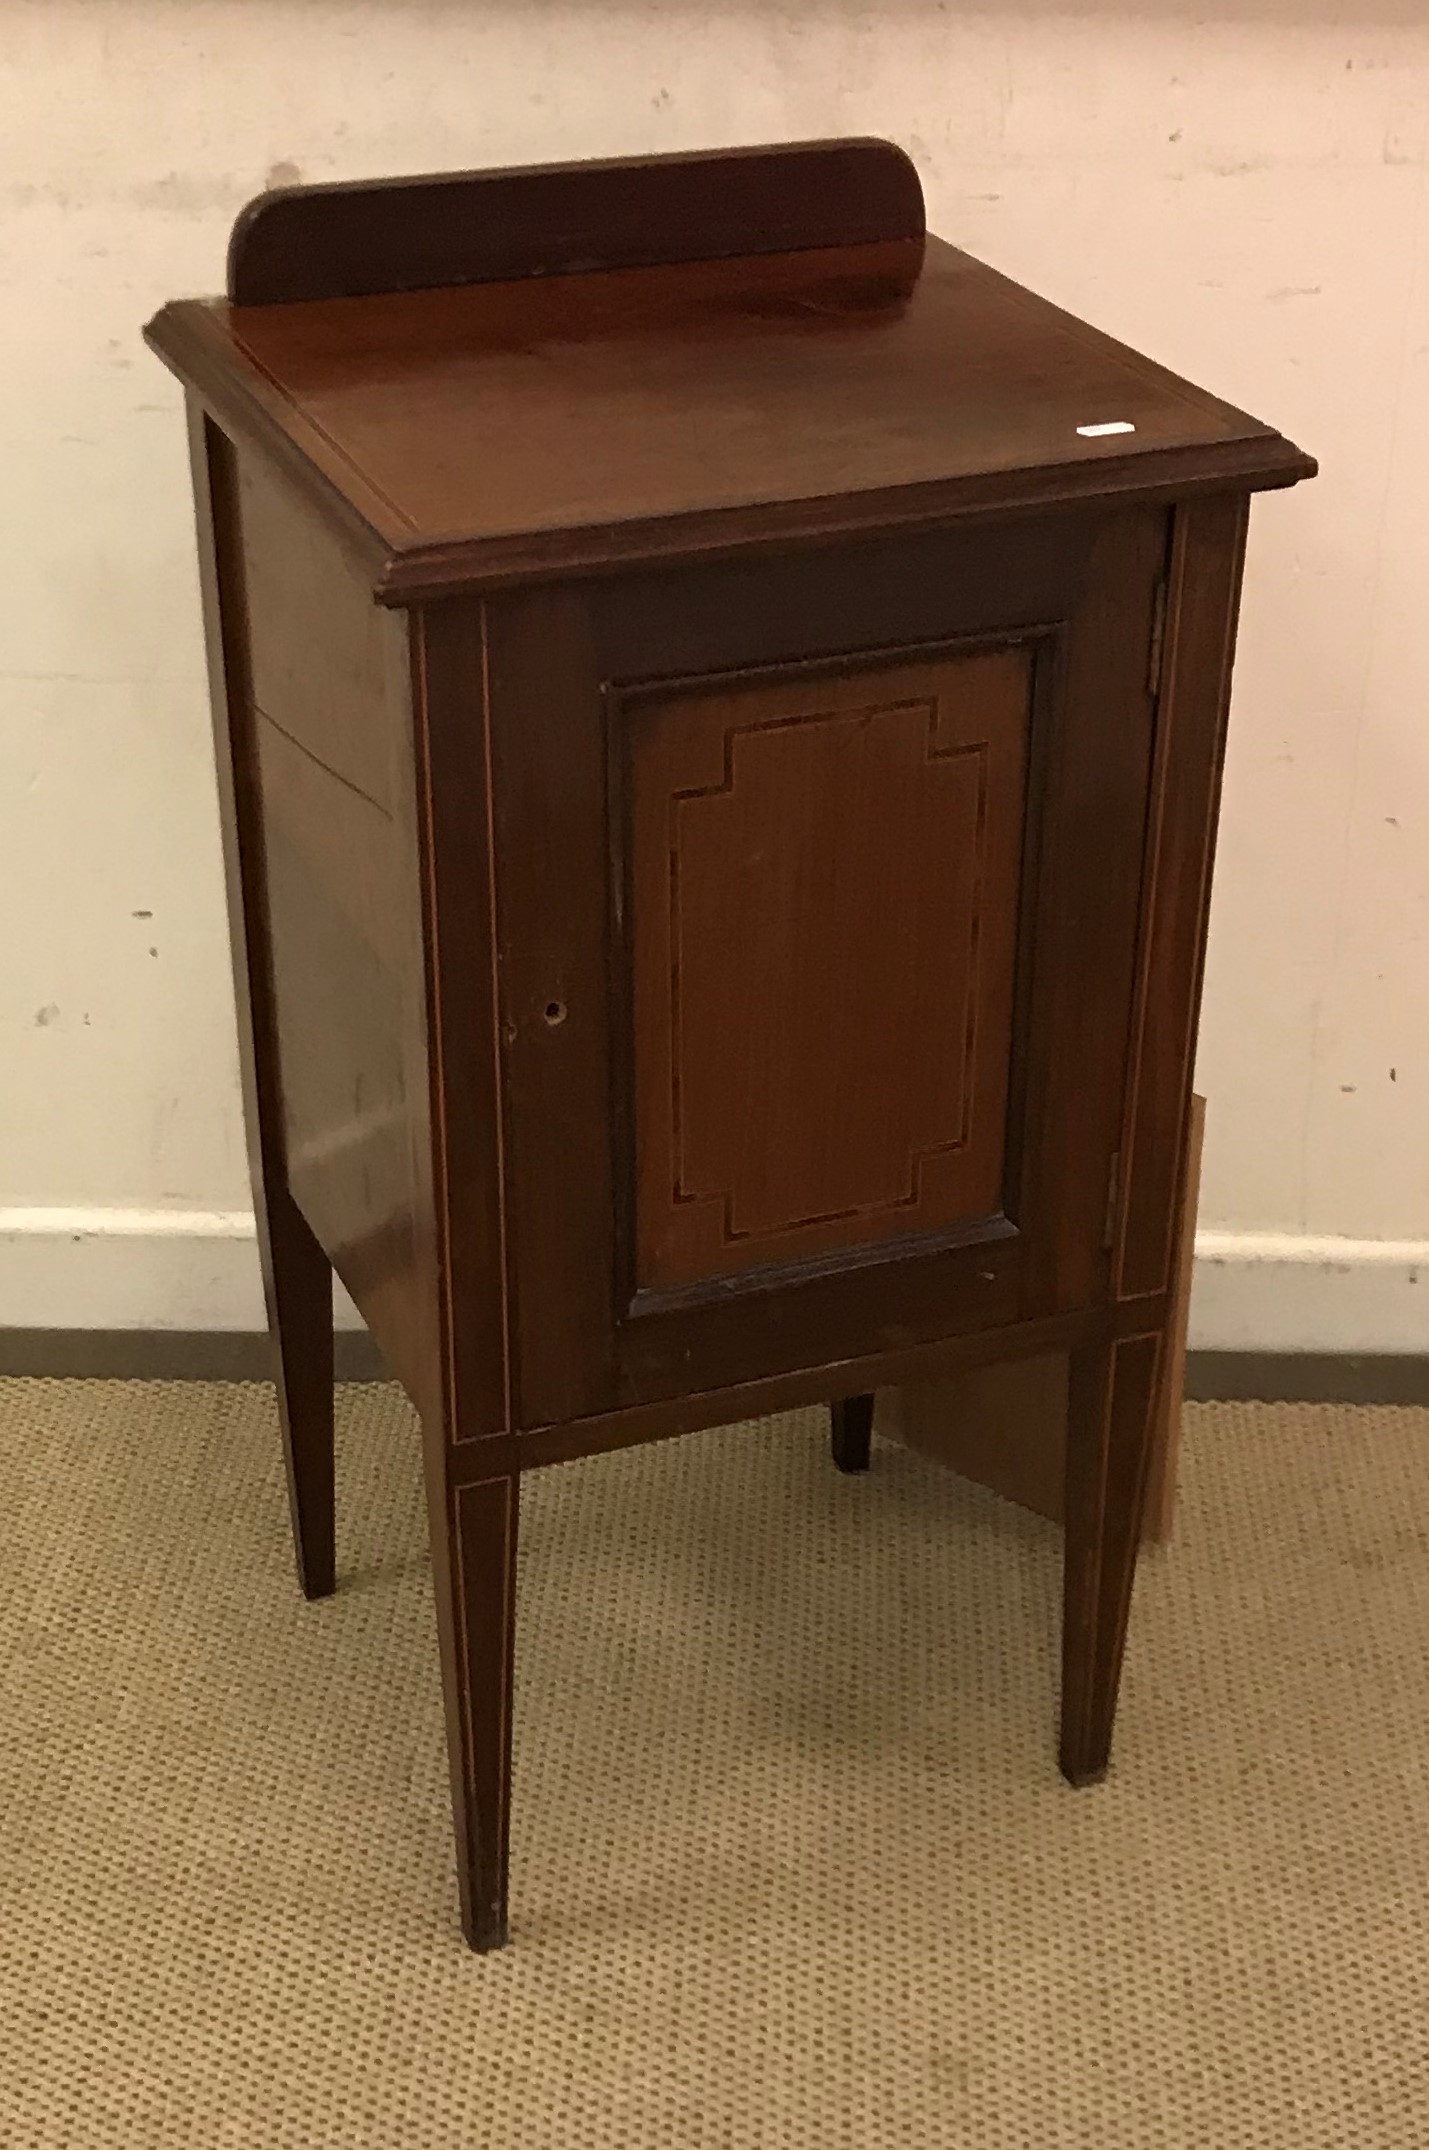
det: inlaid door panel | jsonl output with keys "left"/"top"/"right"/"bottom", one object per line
{"left": 628, "top": 645, "right": 1030, "bottom": 1291}
{"left": 485, "top": 508, "right": 1166, "bottom": 1425}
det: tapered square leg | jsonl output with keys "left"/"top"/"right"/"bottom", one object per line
{"left": 830, "top": 1393, "right": 874, "bottom": 1473}
{"left": 423, "top": 1463, "right": 520, "bottom": 1951}
{"left": 1060, "top": 1332, "right": 1163, "bottom": 1785}
{"left": 187, "top": 398, "right": 336, "bottom": 1603}
{"left": 260, "top": 1191, "right": 335, "bottom": 1601}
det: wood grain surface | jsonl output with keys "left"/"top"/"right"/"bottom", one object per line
{"left": 227, "top": 138, "right": 925, "bottom": 305}
{"left": 148, "top": 218, "right": 1312, "bottom": 595}
{"left": 628, "top": 644, "right": 1030, "bottom": 1288}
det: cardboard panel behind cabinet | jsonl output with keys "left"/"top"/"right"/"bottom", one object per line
{"left": 879, "top": 1096, "right": 1206, "bottom": 1543}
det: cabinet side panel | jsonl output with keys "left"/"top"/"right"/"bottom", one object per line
{"left": 230, "top": 445, "right": 439, "bottom": 1412}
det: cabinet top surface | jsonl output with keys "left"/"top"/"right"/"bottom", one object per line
{"left": 149, "top": 227, "right": 1313, "bottom": 598}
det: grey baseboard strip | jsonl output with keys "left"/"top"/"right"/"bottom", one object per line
{"left": 2, "top": 1330, "right": 1428, "bottom": 1404}
{"left": 0, "top": 1328, "right": 389, "bottom": 1382}
{"left": 1182, "top": 1352, "right": 1429, "bottom": 1406}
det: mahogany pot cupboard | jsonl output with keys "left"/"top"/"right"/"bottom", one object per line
{"left": 146, "top": 140, "right": 1314, "bottom": 1949}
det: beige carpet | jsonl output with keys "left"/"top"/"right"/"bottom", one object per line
{"left": 3, "top": 1381, "right": 1429, "bottom": 2148}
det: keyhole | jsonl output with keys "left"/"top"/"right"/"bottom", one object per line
{"left": 543, "top": 1000, "right": 567, "bottom": 1028}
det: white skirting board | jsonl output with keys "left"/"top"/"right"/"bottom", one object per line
{"left": 0, "top": 1209, "right": 1425, "bottom": 1354}
{"left": 1188, "top": 1231, "right": 1428, "bottom": 1355}
{"left": 0, "top": 1209, "right": 365, "bottom": 1333}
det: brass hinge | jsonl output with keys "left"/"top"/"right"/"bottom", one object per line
{"left": 1102, "top": 1148, "right": 1122, "bottom": 1250}
{"left": 1147, "top": 579, "right": 1169, "bottom": 699}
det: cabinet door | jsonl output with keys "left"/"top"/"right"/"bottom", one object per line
{"left": 487, "top": 509, "right": 1166, "bottom": 1427}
